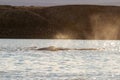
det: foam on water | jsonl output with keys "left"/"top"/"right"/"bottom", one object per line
{"left": 0, "top": 39, "right": 120, "bottom": 80}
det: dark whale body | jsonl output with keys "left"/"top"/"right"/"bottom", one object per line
{"left": 35, "top": 46, "right": 99, "bottom": 51}
{"left": 0, "top": 5, "right": 120, "bottom": 39}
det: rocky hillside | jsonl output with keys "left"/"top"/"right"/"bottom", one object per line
{"left": 0, "top": 5, "right": 120, "bottom": 39}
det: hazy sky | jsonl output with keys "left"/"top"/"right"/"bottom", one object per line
{"left": 0, "top": 0, "right": 120, "bottom": 6}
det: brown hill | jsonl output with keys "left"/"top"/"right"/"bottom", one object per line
{"left": 0, "top": 5, "right": 120, "bottom": 39}
{"left": 0, "top": 9, "right": 50, "bottom": 38}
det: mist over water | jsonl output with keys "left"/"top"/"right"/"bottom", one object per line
{"left": 0, "top": 39, "right": 120, "bottom": 80}
{"left": 90, "top": 13, "right": 120, "bottom": 40}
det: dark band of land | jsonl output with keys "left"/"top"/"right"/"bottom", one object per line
{"left": 0, "top": 5, "right": 120, "bottom": 39}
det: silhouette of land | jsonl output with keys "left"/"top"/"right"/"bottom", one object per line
{"left": 0, "top": 5, "right": 120, "bottom": 39}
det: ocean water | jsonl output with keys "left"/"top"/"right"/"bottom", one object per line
{"left": 0, "top": 39, "right": 120, "bottom": 80}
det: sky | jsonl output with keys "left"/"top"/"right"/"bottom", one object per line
{"left": 0, "top": 0, "right": 120, "bottom": 6}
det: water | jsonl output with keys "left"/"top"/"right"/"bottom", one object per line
{"left": 0, "top": 39, "right": 120, "bottom": 80}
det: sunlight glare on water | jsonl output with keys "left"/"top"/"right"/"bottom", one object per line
{"left": 0, "top": 39, "right": 120, "bottom": 80}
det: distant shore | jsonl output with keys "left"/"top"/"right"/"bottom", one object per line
{"left": 0, "top": 5, "right": 120, "bottom": 39}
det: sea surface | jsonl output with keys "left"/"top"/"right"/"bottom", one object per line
{"left": 0, "top": 39, "right": 120, "bottom": 80}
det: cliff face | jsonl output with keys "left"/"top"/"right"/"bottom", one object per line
{"left": 0, "top": 5, "right": 120, "bottom": 39}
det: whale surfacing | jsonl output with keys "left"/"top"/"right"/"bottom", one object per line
{"left": 35, "top": 46, "right": 104, "bottom": 51}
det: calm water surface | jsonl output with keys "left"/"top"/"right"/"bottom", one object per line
{"left": 0, "top": 39, "right": 120, "bottom": 80}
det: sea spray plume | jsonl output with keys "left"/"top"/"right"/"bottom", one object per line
{"left": 90, "top": 13, "right": 120, "bottom": 39}
{"left": 40, "top": 5, "right": 120, "bottom": 40}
